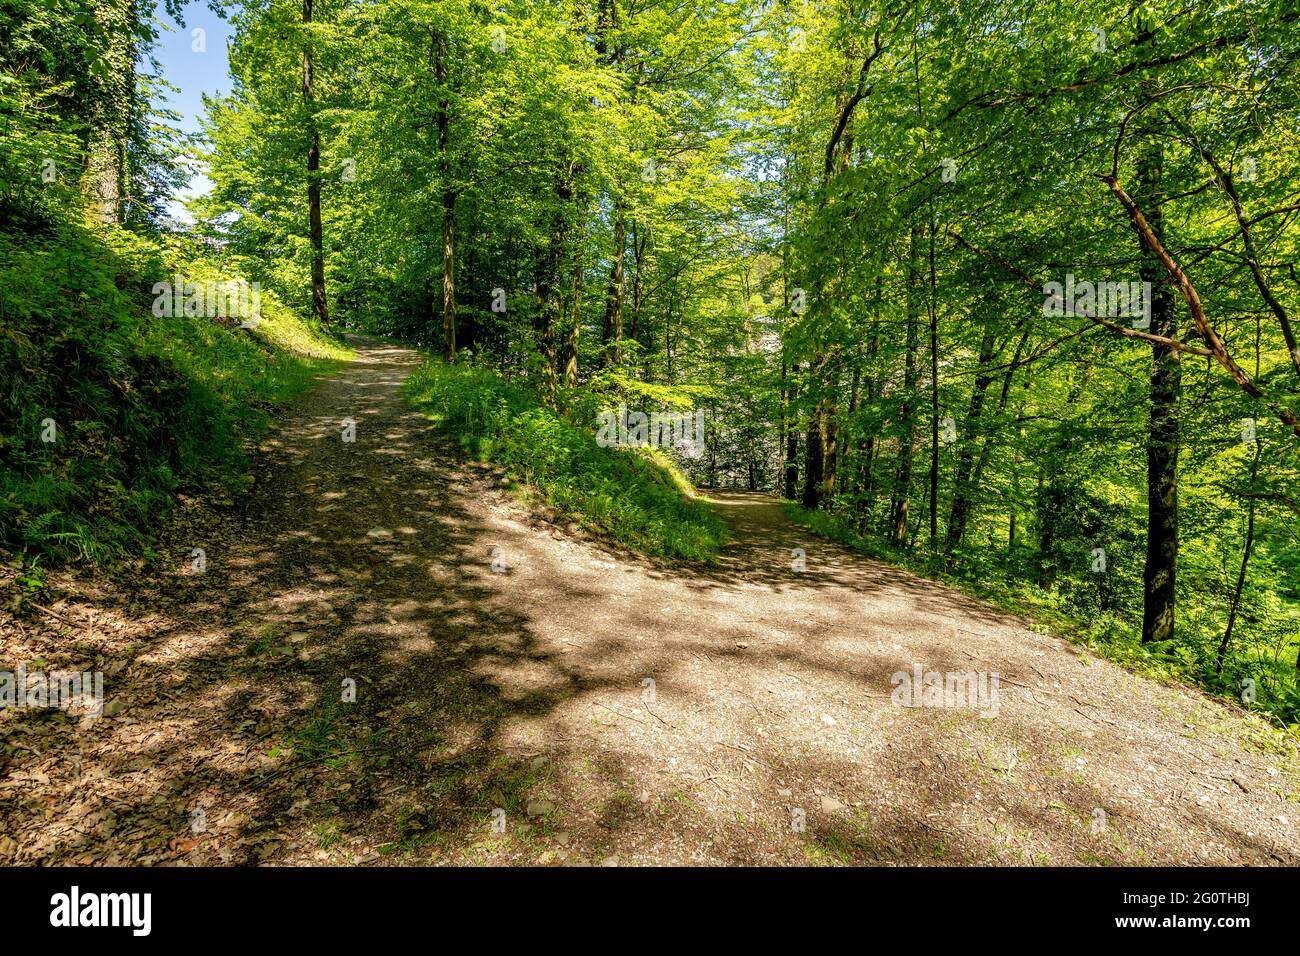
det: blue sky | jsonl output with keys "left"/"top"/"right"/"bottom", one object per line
{"left": 151, "top": 0, "right": 234, "bottom": 221}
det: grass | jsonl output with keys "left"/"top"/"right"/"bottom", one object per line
{"left": 0, "top": 223, "right": 351, "bottom": 567}
{"left": 404, "top": 360, "right": 726, "bottom": 561}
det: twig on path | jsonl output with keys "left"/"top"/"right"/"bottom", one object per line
{"left": 31, "top": 603, "right": 81, "bottom": 630}
{"left": 689, "top": 772, "right": 731, "bottom": 794}
{"left": 93, "top": 789, "right": 139, "bottom": 809}
{"left": 1073, "top": 706, "right": 1121, "bottom": 728}
{"left": 1190, "top": 769, "right": 1250, "bottom": 792}
{"left": 998, "top": 676, "right": 1050, "bottom": 706}
{"left": 257, "top": 747, "right": 386, "bottom": 784}
{"left": 596, "top": 703, "right": 646, "bottom": 725}
{"left": 715, "top": 740, "right": 753, "bottom": 754}
{"left": 739, "top": 693, "right": 787, "bottom": 718}
{"left": 641, "top": 699, "right": 673, "bottom": 728}
{"left": 714, "top": 739, "right": 771, "bottom": 769}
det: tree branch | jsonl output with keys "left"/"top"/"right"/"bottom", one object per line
{"left": 1097, "top": 173, "right": 1300, "bottom": 438}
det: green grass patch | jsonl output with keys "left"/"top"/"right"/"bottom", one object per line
{"left": 404, "top": 360, "right": 726, "bottom": 561}
{"left": 0, "top": 223, "right": 351, "bottom": 566}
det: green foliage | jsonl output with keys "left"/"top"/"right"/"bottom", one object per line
{"left": 7, "top": 0, "right": 1297, "bottom": 731}
{"left": 405, "top": 360, "right": 725, "bottom": 561}
{"left": 0, "top": 221, "right": 350, "bottom": 565}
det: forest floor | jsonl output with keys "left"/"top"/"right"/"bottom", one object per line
{"left": 4, "top": 337, "right": 1300, "bottom": 866}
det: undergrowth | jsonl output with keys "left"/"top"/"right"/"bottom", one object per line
{"left": 404, "top": 360, "right": 725, "bottom": 561}
{"left": 0, "top": 222, "right": 350, "bottom": 566}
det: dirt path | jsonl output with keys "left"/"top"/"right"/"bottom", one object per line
{"left": 4, "top": 337, "right": 1299, "bottom": 865}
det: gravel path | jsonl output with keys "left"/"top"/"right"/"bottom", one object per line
{"left": 4, "top": 337, "right": 1298, "bottom": 866}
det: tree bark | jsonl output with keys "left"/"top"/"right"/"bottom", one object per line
{"left": 82, "top": 0, "right": 136, "bottom": 226}
{"left": 435, "top": 31, "right": 455, "bottom": 358}
{"left": 600, "top": 203, "right": 626, "bottom": 366}
{"left": 1217, "top": 444, "right": 1259, "bottom": 673}
{"left": 303, "top": 0, "right": 329, "bottom": 327}
{"left": 563, "top": 190, "right": 587, "bottom": 387}
{"left": 1135, "top": 142, "right": 1180, "bottom": 644}
{"left": 889, "top": 224, "right": 922, "bottom": 544}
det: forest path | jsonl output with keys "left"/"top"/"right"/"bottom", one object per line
{"left": 5, "top": 337, "right": 1299, "bottom": 866}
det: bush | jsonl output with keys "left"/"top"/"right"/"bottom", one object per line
{"left": 404, "top": 361, "right": 726, "bottom": 561}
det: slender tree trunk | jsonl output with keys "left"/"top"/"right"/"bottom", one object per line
{"left": 824, "top": 385, "right": 839, "bottom": 502}
{"left": 435, "top": 31, "right": 455, "bottom": 358}
{"left": 927, "top": 217, "right": 940, "bottom": 549}
{"left": 778, "top": 357, "right": 788, "bottom": 492}
{"left": 778, "top": 136, "right": 797, "bottom": 500}
{"left": 944, "top": 323, "right": 997, "bottom": 554}
{"left": 784, "top": 362, "right": 800, "bottom": 500}
{"left": 802, "top": 357, "right": 838, "bottom": 509}
{"left": 859, "top": 284, "right": 882, "bottom": 515}
{"left": 802, "top": 387, "right": 824, "bottom": 509}
{"left": 303, "top": 0, "right": 329, "bottom": 326}
{"left": 1137, "top": 141, "right": 1180, "bottom": 644}
{"left": 563, "top": 191, "right": 587, "bottom": 387}
{"left": 664, "top": 289, "right": 676, "bottom": 384}
{"left": 800, "top": 93, "right": 860, "bottom": 512}
{"left": 534, "top": 173, "right": 570, "bottom": 406}
{"left": 890, "top": 224, "right": 922, "bottom": 544}
{"left": 601, "top": 202, "right": 626, "bottom": 365}
{"left": 1218, "top": 322, "right": 1266, "bottom": 673}
{"left": 1035, "top": 469, "right": 1059, "bottom": 588}
{"left": 1217, "top": 444, "right": 1260, "bottom": 673}
{"left": 629, "top": 221, "right": 647, "bottom": 353}
{"left": 959, "top": 326, "right": 1029, "bottom": 552}
{"left": 1007, "top": 467, "right": 1018, "bottom": 556}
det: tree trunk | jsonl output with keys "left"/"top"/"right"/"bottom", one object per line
{"left": 783, "top": 361, "right": 800, "bottom": 499}
{"left": 889, "top": 224, "right": 922, "bottom": 544}
{"left": 858, "top": 286, "right": 882, "bottom": 516}
{"left": 958, "top": 326, "right": 1029, "bottom": 553}
{"left": 802, "top": 391, "right": 824, "bottom": 509}
{"left": 600, "top": 203, "right": 626, "bottom": 365}
{"left": 927, "top": 216, "right": 940, "bottom": 549}
{"left": 783, "top": 416, "right": 800, "bottom": 500}
{"left": 563, "top": 191, "right": 587, "bottom": 387}
{"left": 303, "top": 0, "right": 329, "bottom": 327}
{"left": 778, "top": 357, "right": 788, "bottom": 492}
{"left": 944, "top": 323, "right": 997, "bottom": 554}
{"left": 1217, "top": 444, "right": 1260, "bottom": 673}
{"left": 534, "top": 173, "right": 570, "bottom": 407}
{"left": 629, "top": 221, "right": 647, "bottom": 362}
{"left": 435, "top": 31, "right": 455, "bottom": 358}
{"left": 1137, "top": 142, "right": 1180, "bottom": 644}
{"left": 82, "top": 0, "right": 136, "bottom": 226}
{"left": 802, "top": 360, "right": 837, "bottom": 509}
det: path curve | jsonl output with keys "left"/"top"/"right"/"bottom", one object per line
{"left": 4, "top": 337, "right": 1298, "bottom": 866}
